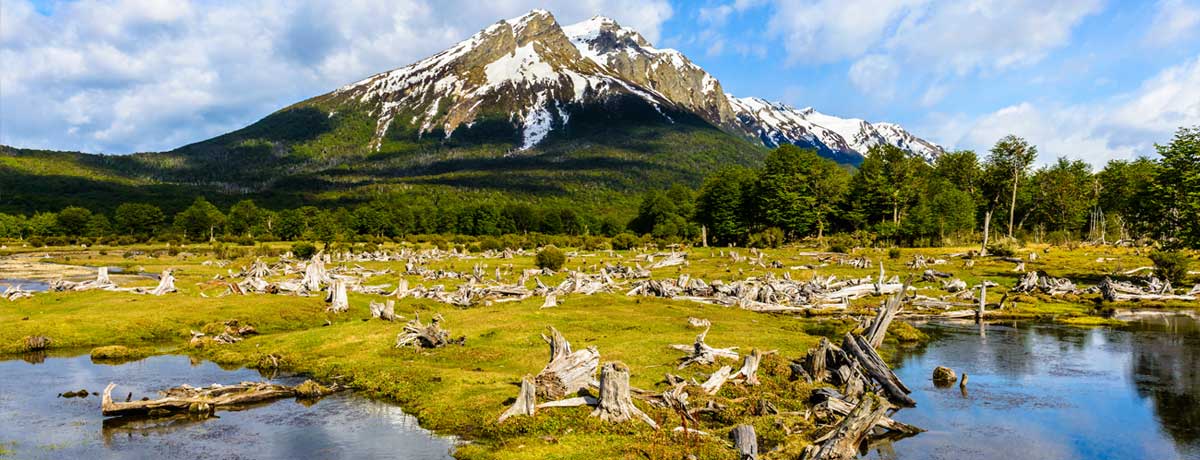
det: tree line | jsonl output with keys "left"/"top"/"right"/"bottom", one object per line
{"left": 1, "top": 126, "right": 1196, "bottom": 250}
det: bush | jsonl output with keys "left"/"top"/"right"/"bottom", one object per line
{"left": 291, "top": 241, "right": 317, "bottom": 259}
{"left": 581, "top": 235, "right": 610, "bottom": 251}
{"left": 986, "top": 241, "right": 1017, "bottom": 257}
{"left": 535, "top": 245, "right": 567, "bottom": 271}
{"left": 479, "top": 237, "right": 503, "bottom": 252}
{"left": 1149, "top": 250, "right": 1191, "bottom": 284}
{"left": 611, "top": 232, "right": 639, "bottom": 250}
{"left": 748, "top": 227, "right": 785, "bottom": 249}
{"left": 888, "top": 247, "right": 902, "bottom": 259}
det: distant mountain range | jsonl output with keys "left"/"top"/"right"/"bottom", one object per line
{"left": 0, "top": 9, "right": 943, "bottom": 213}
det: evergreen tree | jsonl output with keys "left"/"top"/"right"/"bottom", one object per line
{"left": 1154, "top": 126, "right": 1200, "bottom": 247}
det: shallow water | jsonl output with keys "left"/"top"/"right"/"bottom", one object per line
{"left": 0, "top": 278, "right": 50, "bottom": 292}
{"left": 867, "top": 314, "right": 1200, "bottom": 460}
{"left": 0, "top": 354, "right": 455, "bottom": 459}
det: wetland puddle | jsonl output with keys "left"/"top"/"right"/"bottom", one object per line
{"left": 868, "top": 314, "right": 1200, "bottom": 460}
{"left": 0, "top": 354, "right": 455, "bottom": 459}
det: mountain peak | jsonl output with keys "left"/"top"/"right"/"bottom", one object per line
{"left": 321, "top": 9, "right": 940, "bottom": 161}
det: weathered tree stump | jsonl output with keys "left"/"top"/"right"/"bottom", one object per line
{"left": 535, "top": 326, "right": 599, "bottom": 400}
{"left": 369, "top": 300, "right": 396, "bottom": 321}
{"left": 733, "top": 349, "right": 764, "bottom": 385}
{"left": 731, "top": 424, "right": 758, "bottom": 460}
{"left": 149, "top": 269, "right": 177, "bottom": 296}
{"left": 24, "top": 335, "right": 51, "bottom": 351}
{"left": 498, "top": 375, "right": 537, "bottom": 422}
{"left": 590, "top": 362, "right": 657, "bottom": 428}
{"left": 395, "top": 314, "right": 457, "bottom": 348}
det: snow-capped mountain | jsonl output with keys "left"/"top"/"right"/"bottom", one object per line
{"left": 727, "top": 97, "right": 943, "bottom": 162}
{"left": 305, "top": 9, "right": 941, "bottom": 162}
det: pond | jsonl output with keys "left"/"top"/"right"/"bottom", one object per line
{"left": 1, "top": 278, "right": 50, "bottom": 292}
{"left": 868, "top": 313, "right": 1200, "bottom": 460}
{"left": 0, "top": 354, "right": 456, "bottom": 459}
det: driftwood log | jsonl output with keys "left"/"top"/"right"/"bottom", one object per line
{"left": 590, "top": 362, "right": 657, "bottom": 428}
{"left": 535, "top": 326, "right": 600, "bottom": 400}
{"left": 864, "top": 278, "right": 910, "bottom": 349}
{"left": 101, "top": 380, "right": 335, "bottom": 417}
{"left": 816, "top": 396, "right": 923, "bottom": 436}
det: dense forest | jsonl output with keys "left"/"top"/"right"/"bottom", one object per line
{"left": 2, "top": 126, "right": 1197, "bottom": 249}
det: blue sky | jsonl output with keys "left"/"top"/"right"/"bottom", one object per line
{"left": 3, "top": 0, "right": 1199, "bottom": 166}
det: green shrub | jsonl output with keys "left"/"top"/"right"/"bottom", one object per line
{"left": 479, "top": 237, "right": 503, "bottom": 251}
{"left": 291, "top": 241, "right": 317, "bottom": 259}
{"left": 888, "top": 247, "right": 902, "bottom": 259}
{"left": 1149, "top": 250, "right": 1191, "bottom": 284}
{"left": 535, "top": 245, "right": 566, "bottom": 270}
{"left": 986, "top": 241, "right": 1017, "bottom": 257}
{"left": 581, "top": 236, "right": 610, "bottom": 251}
{"left": 611, "top": 232, "right": 639, "bottom": 250}
{"left": 748, "top": 227, "right": 785, "bottom": 249}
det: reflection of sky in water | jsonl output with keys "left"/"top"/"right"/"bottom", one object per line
{"left": 0, "top": 355, "right": 454, "bottom": 459}
{"left": 865, "top": 317, "right": 1200, "bottom": 460}
{"left": 0, "top": 278, "right": 50, "bottom": 292}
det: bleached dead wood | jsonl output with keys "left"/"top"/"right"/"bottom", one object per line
{"left": 700, "top": 366, "right": 732, "bottom": 395}
{"left": 395, "top": 314, "right": 458, "bottom": 348}
{"left": 671, "top": 326, "right": 739, "bottom": 369}
{"left": 590, "top": 362, "right": 657, "bottom": 428}
{"left": 802, "top": 393, "right": 889, "bottom": 460}
{"left": 816, "top": 396, "right": 922, "bottom": 436}
{"left": 731, "top": 424, "right": 758, "bottom": 460}
{"left": 732, "top": 349, "right": 764, "bottom": 385}
{"left": 540, "top": 294, "right": 558, "bottom": 309}
{"left": 498, "top": 375, "right": 537, "bottom": 422}
{"left": 369, "top": 300, "right": 396, "bottom": 321}
{"left": 841, "top": 334, "right": 914, "bottom": 407}
{"left": 325, "top": 279, "right": 349, "bottom": 313}
{"left": 147, "top": 269, "right": 177, "bottom": 296}
{"left": 101, "top": 380, "right": 336, "bottom": 417}
{"left": 535, "top": 326, "right": 600, "bottom": 400}
{"left": 864, "top": 279, "right": 910, "bottom": 349}
{"left": 3, "top": 284, "right": 34, "bottom": 301}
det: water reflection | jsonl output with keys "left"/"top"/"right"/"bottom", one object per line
{"left": 0, "top": 354, "right": 455, "bottom": 459}
{"left": 867, "top": 314, "right": 1200, "bottom": 460}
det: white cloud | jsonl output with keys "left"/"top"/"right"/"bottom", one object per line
{"left": 848, "top": 54, "right": 899, "bottom": 99}
{"left": 1145, "top": 0, "right": 1200, "bottom": 46}
{"left": 0, "top": 0, "right": 672, "bottom": 154}
{"left": 760, "top": 0, "right": 1102, "bottom": 104}
{"left": 935, "top": 55, "right": 1200, "bottom": 166}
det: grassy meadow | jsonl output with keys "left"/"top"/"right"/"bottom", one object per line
{"left": 1, "top": 241, "right": 1196, "bottom": 459}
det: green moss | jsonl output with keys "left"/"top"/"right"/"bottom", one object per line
{"left": 89, "top": 345, "right": 153, "bottom": 362}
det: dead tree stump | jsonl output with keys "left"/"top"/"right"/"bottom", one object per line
{"left": 731, "top": 424, "right": 758, "bottom": 460}
{"left": 535, "top": 326, "right": 599, "bottom": 400}
{"left": 590, "top": 362, "right": 657, "bottom": 428}
{"left": 499, "top": 375, "right": 537, "bottom": 422}
{"left": 803, "top": 393, "right": 889, "bottom": 460}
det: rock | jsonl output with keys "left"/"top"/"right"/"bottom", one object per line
{"left": 932, "top": 366, "right": 957, "bottom": 387}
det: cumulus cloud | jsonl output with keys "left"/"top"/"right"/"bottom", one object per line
{"left": 933, "top": 55, "right": 1200, "bottom": 166}
{"left": 0, "top": 0, "right": 672, "bottom": 154}
{"left": 1145, "top": 0, "right": 1200, "bottom": 46}
{"left": 848, "top": 55, "right": 899, "bottom": 99}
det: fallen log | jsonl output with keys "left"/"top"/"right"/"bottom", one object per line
{"left": 700, "top": 366, "right": 732, "bottom": 395}
{"left": 101, "top": 380, "right": 336, "bottom": 417}
{"left": 535, "top": 327, "right": 600, "bottom": 400}
{"left": 817, "top": 396, "right": 923, "bottom": 436}
{"left": 864, "top": 278, "right": 911, "bottom": 349}
{"left": 803, "top": 393, "right": 889, "bottom": 460}
{"left": 841, "top": 334, "right": 914, "bottom": 407}
{"left": 591, "top": 362, "right": 657, "bottom": 428}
